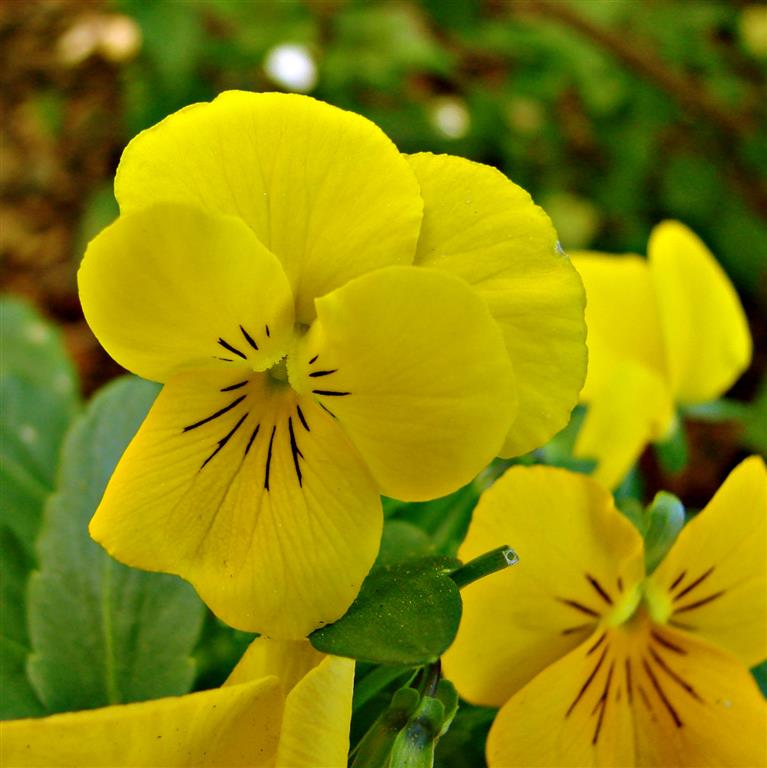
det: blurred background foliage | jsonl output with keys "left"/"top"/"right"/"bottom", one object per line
{"left": 1, "top": 1, "right": 766, "bottom": 761}
{"left": 2, "top": 0, "right": 765, "bottom": 506}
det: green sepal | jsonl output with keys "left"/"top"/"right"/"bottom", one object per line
{"left": 388, "top": 695, "right": 445, "bottom": 768}
{"left": 643, "top": 491, "right": 685, "bottom": 574}
{"left": 310, "top": 556, "right": 461, "bottom": 665}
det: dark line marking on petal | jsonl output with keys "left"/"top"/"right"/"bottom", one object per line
{"left": 201, "top": 412, "right": 248, "bottom": 470}
{"left": 239, "top": 325, "right": 259, "bottom": 351}
{"left": 308, "top": 369, "right": 338, "bottom": 378}
{"left": 585, "top": 574, "right": 613, "bottom": 605}
{"left": 265, "top": 325, "right": 270, "bottom": 337}
{"left": 637, "top": 684, "right": 652, "bottom": 712}
{"left": 183, "top": 395, "right": 246, "bottom": 432}
{"left": 650, "top": 630, "right": 687, "bottom": 655}
{"left": 648, "top": 647, "right": 703, "bottom": 702}
{"left": 625, "top": 659, "right": 633, "bottom": 704}
{"left": 566, "top": 645, "right": 608, "bottom": 717}
{"left": 669, "top": 570, "right": 687, "bottom": 591}
{"left": 562, "top": 623, "right": 593, "bottom": 635}
{"left": 264, "top": 426, "right": 276, "bottom": 491}
{"left": 215, "top": 357, "right": 234, "bottom": 362}
{"left": 675, "top": 590, "right": 726, "bottom": 614}
{"left": 591, "top": 660, "right": 614, "bottom": 744}
{"left": 556, "top": 597, "right": 601, "bottom": 618}
{"left": 244, "top": 424, "right": 260, "bottom": 457}
{"left": 308, "top": 354, "right": 319, "bottom": 365}
{"left": 617, "top": 576, "right": 624, "bottom": 593}
{"left": 318, "top": 402, "right": 336, "bottom": 419}
{"left": 673, "top": 565, "right": 715, "bottom": 602}
{"left": 669, "top": 619, "right": 697, "bottom": 631}
{"left": 587, "top": 632, "right": 607, "bottom": 655}
{"left": 218, "top": 338, "right": 247, "bottom": 360}
{"left": 312, "top": 389, "right": 351, "bottom": 397}
{"left": 642, "top": 657, "right": 683, "bottom": 727}
{"left": 220, "top": 381, "right": 248, "bottom": 392}
{"left": 296, "top": 405, "right": 310, "bottom": 432}
{"left": 288, "top": 417, "right": 303, "bottom": 486}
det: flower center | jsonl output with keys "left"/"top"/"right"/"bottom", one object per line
{"left": 267, "top": 357, "right": 290, "bottom": 387}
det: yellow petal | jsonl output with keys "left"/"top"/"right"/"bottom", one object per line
{"left": 225, "top": 637, "right": 325, "bottom": 693}
{"left": 89, "top": 370, "right": 382, "bottom": 638}
{"left": 276, "top": 654, "right": 355, "bottom": 768}
{"left": 0, "top": 677, "right": 282, "bottom": 767}
{"left": 406, "top": 153, "right": 587, "bottom": 457}
{"left": 572, "top": 252, "right": 667, "bottom": 403}
{"left": 78, "top": 203, "right": 294, "bottom": 383}
{"left": 115, "top": 92, "right": 423, "bottom": 323}
{"left": 487, "top": 612, "right": 767, "bottom": 768}
{"left": 646, "top": 455, "right": 767, "bottom": 667}
{"left": 442, "top": 465, "right": 644, "bottom": 707}
{"left": 290, "top": 266, "right": 516, "bottom": 501}
{"left": 226, "top": 637, "right": 355, "bottom": 768}
{"left": 649, "top": 221, "right": 752, "bottom": 404}
{"left": 574, "top": 359, "right": 675, "bottom": 489}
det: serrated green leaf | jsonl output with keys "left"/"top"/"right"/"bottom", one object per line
{"left": 310, "top": 556, "right": 461, "bottom": 665}
{"left": 0, "top": 297, "right": 80, "bottom": 720}
{"left": 26, "top": 376, "right": 205, "bottom": 713}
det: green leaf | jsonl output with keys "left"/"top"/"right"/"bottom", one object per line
{"left": 0, "top": 297, "right": 80, "bottom": 719}
{"left": 376, "top": 520, "right": 434, "bottom": 566}
{"left": 27, "top": 376, "right": 205, "bottom": 713}
{"left": 0, "top": 297, "right": 80, "bottom": 551}
{"left": 654, "top": 417, "right": 689, "bottom": 475}
{"left": 310, "top": 556, "right": 461, "bottom": 665}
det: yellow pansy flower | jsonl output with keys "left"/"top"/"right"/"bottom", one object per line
{"left": 1, "top": 638, "right": 353, "bottom": 767}
{"left": 572, "top": 221, "right": 752, "bottom": 489}
{"left": 443, "top": 458, "right": 767, "bottom": 767}
{"left": 78, "top": 91, "right": 586, "bottom": 638}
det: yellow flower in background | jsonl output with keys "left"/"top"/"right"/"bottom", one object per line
{"left": 571, "top": 221, "right": 752, "bottom": 489}
{"left": 1, "top": 638, "right": 353, "bottom": 767}
{"left": 79, "top": 91, "right": 586, "bottom": 638}
{"left": 444, "top": 459, "right": 767, "bottom": 767}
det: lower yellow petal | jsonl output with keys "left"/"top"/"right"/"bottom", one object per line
{"left": 225, "top": 637, "right": 355, "bottom": 768}
{"left": 291, "top": 266, "right": 515, "bottom": 501}
{"left": 443, "top": 465, "right": 644, "bottom": 707}
{"left": 649, "top": 221, "right": 752, "bottom": 404}
{"left": 487, "top": 613, "right": 767, "bottom": 768}
{"left": 574, "top": 359, "right": 675, "bottom": 489}
{"left": 0, "top": 677, "right": 282, "bottom": 767}
{"left": 276, "top": 655, "right": 355, "bottom": 768}
{"left": 89, "top": 370, "right": 382, "bottom": 638}
{"left": 646, "top": 455, "right": 767, "bottom": 667}
{"left": 406, "top": 153, "right": 587, "bottom": 457}
{"left": 79, "top": 204, "right": 294, "bottom": 383}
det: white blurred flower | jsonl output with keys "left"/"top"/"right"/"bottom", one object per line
{"left": 431, "top": 97, "right": 470, "bottom": 140}
{"left": 57, "top": 14, "right": 141, "bottom": 66}
{"left": 264, "top": 44, "right": 318, "bottom": 93}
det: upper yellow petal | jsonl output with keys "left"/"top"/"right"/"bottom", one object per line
{"left": 487, "top": 612, "right": 767, "bottom": 768}
{"left": 89, "top": 370, "right": 382, "bottom": 638}
{"left": 290, "top": 266, "right": 516, "bottom": 501}
{"left": 78, "top": 203, "right": 294, "bottom": 383}
{"left": 114, "top": 91, "right": 423, "bottom": 323}
{"left": 648, "top": 221, "right": 752, "bottom": 404}
{"left": 406, "top": 152, "right": 586, "bottom": 457}
{"left": 645, "top": 455, "right": 767, "bottom": 667}
{"left": 443, "top": 465, "right": 644, "bottom": 707}
{"left": 0, "top": 677, "right": 283, "bottom": 768}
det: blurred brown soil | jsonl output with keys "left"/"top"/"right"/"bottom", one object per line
{"left": 0, "top": 0, "right": 125, "bottom": 394}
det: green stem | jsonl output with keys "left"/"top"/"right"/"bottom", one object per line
{"left": 449, "top": 545, "right": 518, "bottom": 590}
{"left": 353, "top": 665, "right": 413, "bottom": 712}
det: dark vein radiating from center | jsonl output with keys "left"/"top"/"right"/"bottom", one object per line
{"left": 183, "top": 395, "right": 246, "bottom": 432}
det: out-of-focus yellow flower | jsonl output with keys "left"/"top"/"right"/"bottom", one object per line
{"left": 79, "top": 92, "right": 586, "bottom": 638}
{"left": 572, "top": 221, "right": 751, "bottom": 488}
{"left": 444, "top": 459, "right": 767, "bottom": 767}
{"left": 1, "top": 638, "right": 353, "bottom": 767}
